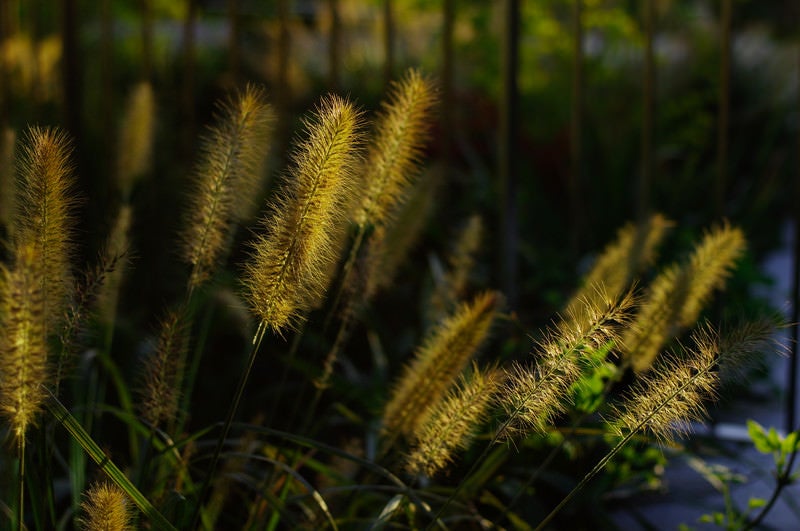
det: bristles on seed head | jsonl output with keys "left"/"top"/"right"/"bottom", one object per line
{"left": 116, "top": 81, "right": 156, "bottom": 198}
{"left": 137, "top": 308, "right": 188, "bottom": 430}
{"left": 183, "top": 84, "right": 274, "bottom": 291}
{"left": 406, "top": 364, "right": 504, "bottom": 476}
{"left": 354, "top": 68, "right": 437, "bottom": 228}
{"left": 381, "top": 291, "right": 501, "bottom": 440}
{"left": 624, "top": 223, "right": 746, "bottom": 372}
{"left": 13, "top": 126, "right": 78, "bottom": 327}
{"left": 497, "top": 288, "right": 636, "bottom": 441}
{"left": 0, "top": 242, "right": 49, "bottom": 442}
{"left": 565, "top": 213, "right": 672, "bottom": 317}
{"left": 77, "top": 481, "right": 135, "bottom": 531}
{"left": 243, "top": 94, "right": 361, "bottom": 336}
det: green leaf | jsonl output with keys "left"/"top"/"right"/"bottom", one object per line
{"left": 747, "top": 420, "right": 773, "bottom": 453}
{"left": 747, "top": 497, "right": 767, "bottom": 510}
{"left": 44, "top": 388, "right": 177, "bottom": 530}
{"left": 782, "top": 432, "right": 799, "bottom": 454}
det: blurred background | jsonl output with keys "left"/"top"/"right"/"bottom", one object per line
{"left": 1, "top": 1, "right": 797, "bottom": 320}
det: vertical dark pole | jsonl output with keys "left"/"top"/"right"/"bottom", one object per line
{"left": 0, "top": 0, "right": 12, "bottom": 125}
{"left": 62, "top": 0, "right": 81, "bottom": 146}
{"left": 228, "top": 0, "right": 240, "bottom": 86}
{"left": 441, "top": 0, "right": 454, "bottom": 178}
{"left": 789, "top": 42, "right": 800, "bottom": 434}
{"left": 181, "top": 0, "right": 197, "bottom": 157}
{"left": 329, "top": 0, "right": 341, "bottom": 91}
{"left": 276, "top": 0, "right": 290, "bottom": 159}
{"left": 570, "top": 0, "right": 584, "bottom": 256}
{"left": 100, "top": 0, "right": 114, "bottom": 163}
{"left": 383, "top": 0, "right": 395, "bottom": 87}
{"left": 716, "top": 0, "right": 731, "bottom": 220}
{"left": 499, "top": 0, "right": 519, "bottom": 309}
{"left": 141, "top": 0, "right": 153, "bottom": 81}
{"left": 638, "top": 0, "right": 655, "bottom": 223}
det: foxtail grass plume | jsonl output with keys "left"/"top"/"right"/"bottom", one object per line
{"left": 116, "top": 81, "right": 156, "bottom": 199}
{"left": 381, "top": 291, "right": 501, "bottom": 440}
{"left": 183, "top": 84, "right": 274, "bottom": 291}
{"left": 243, "top": 95, "right": 362, "bottom": 338}
{"left": 12, "top": 126, "right": 78, "bottom": 329}
{"left": 0, "top": 127, "right": 15, "bottom": 229}
{"left": 77, "top": 481, "right": 135, "bottom": 531}
{"left": 354, "top": 68, "right": 437, "bottom": 229}
{"left": 498, "top": 288, "right": 636, "bottom": 441}
{"left": 565, "top": 213, "right": 672, "bottom": 317}
{"left": 96, "top": 204, "right": 133, "bottom": 327}
{"left": 361, "top": 170, "right": 438, "bottom": 304}
{"left": 428, "top": 214, "right": 484, "bottom": 321}
{"left": 0, "top": 243, "right": 48, "bottom": 441}
{"left": 137, "top": 308, "right": 187, "bottom": 430}
{"left": 406, "top": 364, "right": 503, "bottom": 476}
{"left": 623, "top": 223, "right": 745, "bottom": 373}
{"left": 610, "top": 320, "right": 778, "bottom": 442}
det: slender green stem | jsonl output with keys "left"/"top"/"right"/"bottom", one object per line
{"left": 16, "top": 437, "right": 24, "bottom": 531}
{"left": 190, "top": 328, "right": 267, "bottom": 530}
{"left": 323, "top": 224, "right": 367, "bottom": 333}
{"left": 533, "top": 428, "right": 637, "bottom": 531}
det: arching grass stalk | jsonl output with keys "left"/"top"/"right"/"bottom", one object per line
{"left": 190, "top": 329, "right": 267, "bottom": 529}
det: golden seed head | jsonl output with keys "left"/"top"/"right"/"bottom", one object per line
{"left": 624, "top": 223, "right": 746, "bottom": 372}
{"left": 354, "top": 68, "right": 437, "bottom": 228}
{"left": 183, "top": 84, "right": 275, "bottom": 291}
{"left": 406, "top": 364, "right": 503, "bottom": 476}
{"left": 116, "top": 81, "right": 156, "bottom": 198}
{"left": 77, "top": 481, "right": 135, "bottom": 531}
{"left": 243, "top": 94, "right": 362, "bottom": 336}
{"left": 0, "top": 242, "right": 49, "bottom": 441}
{"left": 381, "top": 291, "right": 501, "bottom": 440}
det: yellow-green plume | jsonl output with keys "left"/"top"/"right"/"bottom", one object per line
{"left": 406, "top": 364, "right": 503, "bottom": 477}
{"left": 77, "top": 481, "right": 135, "bottom": 531}
{"left": 565, "top": 213, "right": 671, "bottom": 317}
{"left": 361, "top": 170, "right": 438, "bottom": 304}
{"left": 116, "top": 81, "right": 156, "bottom": 199}
{"left": 0, "top": 127, "right": 15, "bottom": 230}
{"left": 381, "top": 291, "right": 501, "bottom": 440}
{"left": 183, "top": 84, "right": 274, "bottom": 291}
{"left": 498, "top": 288, "right": 635, "bottom": 440}
{"left": 0, "top": 243, "right": 48, "bottom": 441}
{"left": 12, "top": 126, "right": 78, "bottom": 329}
{"left": 243, "top": 94, "right": 361, "bottom": 337}
{"left": 429, "top": 214, "right": 484, "bottom": 321}
{"left": 96, "top": 204, "right": 133, "bottom": 328}
{"left": 137, "top": 308, "right": 187, "bottom": 430}
{"left": 610, "top": 320, "right": 778, "bottom": 442}
{"left": 354, "top": 68, "right": 437, "bottom": 228}
{"left": 623, "top": 223, "right": 746, "bottom": 373}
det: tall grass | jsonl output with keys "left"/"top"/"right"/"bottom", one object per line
{"left": 0, "top": 71, "right": 788, "bottom": 530}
